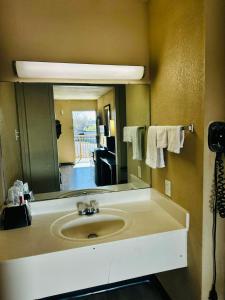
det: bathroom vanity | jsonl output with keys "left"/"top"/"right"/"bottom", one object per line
{"left": 0, "top": 188, "right": 189, "bottom": 300}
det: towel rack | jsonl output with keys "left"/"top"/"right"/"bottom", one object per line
{"left": 181, "top": 124, "right": 194, "bottom": 133}
{"left": 124, "top": 126, "right": 146, "bottom": 129}
{"left": 150, "top": 124, "right": 194, "bottom": 133}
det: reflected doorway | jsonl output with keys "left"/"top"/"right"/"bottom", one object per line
{"left": 72, "top": 110, "right": 97, "bottom": 166}
{"left": 58, "top": 110, "right": 98, "bottom": 191}
{"left": 56, "top": 109, "right": 98, "bottom": 191}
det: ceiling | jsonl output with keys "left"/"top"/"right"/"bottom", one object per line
{"left": 53, "top": 85, "right": 113, "bottom": 100}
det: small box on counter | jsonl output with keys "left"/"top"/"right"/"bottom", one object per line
{"left": 1, "top": 204, "right": 32, "bottom": 230}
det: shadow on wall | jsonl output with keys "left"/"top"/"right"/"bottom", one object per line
{"left": 149, "top": 59, "right": 160, "bottom": 82}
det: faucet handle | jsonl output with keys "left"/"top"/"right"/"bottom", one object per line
{"left": 90, "top": 200, "right": 99, "bottom": 213}
{"left": 77, "top": 201, "right": 87, "bottom": 215}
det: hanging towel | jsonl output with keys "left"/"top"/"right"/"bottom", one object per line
{"left": 146, "top": 126, "right": 165, "bottom": 168}
{"left": 156, "top": 126, "right": 168, "bottom": 148}
{"left": 167, "top": 126, "right": 185, "bottom": 154}
{"left": 131, "top": 126, "right": 143, "bottom": 160}
{"left": 123, "top": 126, "right": 143, "bottom": 160}
{"left": 123, "top": 126, "right": 133, "bottom": 142}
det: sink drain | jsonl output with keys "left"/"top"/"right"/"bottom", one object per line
{"left": 87, "top": 233, "right": 98, "bottom": 239}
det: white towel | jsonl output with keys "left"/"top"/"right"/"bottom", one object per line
{"left": 167, "top": 126, "right": 185, "bottom": 154}
{"left": 156, "top": 126, "right": 168, "bottom": 148}
{"left": 123, "top": 126, "right": 133, "bottom": 142}
{"left": 146, "top": 126, "right": 165, "bottom": 169}
{"left": 132, "top": 126, "right": 143, "bottom": 160}
{"left": 123, "top": 126, "right": 143, "bottom": 160}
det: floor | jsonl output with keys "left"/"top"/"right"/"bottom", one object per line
{"left": 60, "top": 161, "right": 97, "bottom": 190}
{"left": 43, "top": 277, "right": 171, "bottom": 300}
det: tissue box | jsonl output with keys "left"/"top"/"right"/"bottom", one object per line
{"left": 1, "top": 204, "right": 32, "bottom": 230}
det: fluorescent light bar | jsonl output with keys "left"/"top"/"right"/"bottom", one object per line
{"left": 15, "top": 61, "right": 144, "bottom": 80}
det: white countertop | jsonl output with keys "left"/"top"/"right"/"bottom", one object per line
{"left": 0, "top": 188, "right": 189, "bottom": 261}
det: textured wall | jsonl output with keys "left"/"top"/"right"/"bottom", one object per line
{"left": 0, "top": 0, "right": 149, "bottom": 82}
{"left": 148, "top": 0, "right": 205, "bottom": 299}
{"left": 125, "top": 85, "right": 150, "bottom": 184}
{"left": 54, "top": 100, "right": 97, "bottom": 163}
{"left": 0, "top": 83, "right": 22, "bottom": 204}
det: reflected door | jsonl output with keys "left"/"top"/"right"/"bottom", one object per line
{"left": 16, "top": 83, "right": 60, "bottom": 193}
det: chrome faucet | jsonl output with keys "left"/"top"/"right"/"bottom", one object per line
{"left": 77, "top": 200, "right": 99, "bottom": 216}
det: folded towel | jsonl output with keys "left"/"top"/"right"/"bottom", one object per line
{"left": 146, "top": 126, "right": 165, "bottom": 169}
{"left": 156, "top": 126, "right": 168, "bottom": 148}
{"left": 123, "top": 126, "right": 143, "bottom": 160}
{"left": 167, "top": 126, "right": 185, "bottom": 154}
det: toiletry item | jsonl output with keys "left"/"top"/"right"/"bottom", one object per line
{"left": 14, "top": 186, "right": 21, "bottom": 205}
{"left": 29, "top": 191, "right": 35, "bottom": 201}
{"left": 7, "top": 187, "right": 16, "bottom": 205}
{"left": 24, "top": 193, "right": 31, "bottom": 201}
{"left": 7, "top": 186, "right": 21, "bottom": 205}
{"left": 19, "top": 192, "right": 24, "bottom": 205}
{"left": 23, "top": 182, "right": 33, "bottom": 202}
{"left": 23, "top": 182, "right": 29, "bottom": 194}
{"left": 14, "top": 180, "right": 24, "bottom": 193}
{"left": 2, "top": 204, "right": 32, "bottom": 230}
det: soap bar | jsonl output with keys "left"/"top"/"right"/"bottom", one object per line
{"left": 2, "top": 204, "right": 32, "bottom": 230}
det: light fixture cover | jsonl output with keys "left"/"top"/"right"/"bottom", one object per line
{"left": 15, "top": 61, "right": 144, "bottom": 80}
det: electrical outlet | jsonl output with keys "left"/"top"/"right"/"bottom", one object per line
{"left": 138, "top": 165, "right": 142, "bottom": 178}
{"left": 15, "top": 129, "right": 20, "bottom": 141}
{"left": 165, "top": 179, "right": 171, "bottom": 197}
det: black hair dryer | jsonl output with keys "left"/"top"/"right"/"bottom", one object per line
{"left": 207, "top": 121, "right": 225, "bottom": 300}
{"left": 208, "top": 121, "right": 225, "bottom": 154}
{"left": 208, "top": 121, "right": 225, "bottom": 218}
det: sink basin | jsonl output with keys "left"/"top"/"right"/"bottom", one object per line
{"left": 51, "top": 208, "right": 130, "bottom": 241}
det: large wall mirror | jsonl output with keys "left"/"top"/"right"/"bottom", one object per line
{"left": 15, "top": 83, "right": 150, "bottom": 200}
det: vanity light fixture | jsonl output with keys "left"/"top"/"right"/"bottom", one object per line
{"left": 15, "top": 61, "right": 145, "bottom": 80}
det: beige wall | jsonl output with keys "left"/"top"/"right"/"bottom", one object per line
{"left": 0, "top": 82, "right": 22, "bottom": 205}
{"left": 54, "top": 100, "right": 97, "bottom": 163}
{"left": 148, "top": 1, "right": 205, "bottom": 299}
{"left": 0, "top": 0, "right": 149, "bottom": 83}
{"left": 125, "top": 85, "right": 150, "bottom": 183}
{"left": 202, "top": 0, "right": 225, "bottom": 299}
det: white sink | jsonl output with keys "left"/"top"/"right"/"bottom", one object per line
{"left": 51, "top": 208, "right": 130, "bottom": 241}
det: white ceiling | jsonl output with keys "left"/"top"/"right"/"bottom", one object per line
{"left": 53, "top": 85, "right": 113, "bottom": 100}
